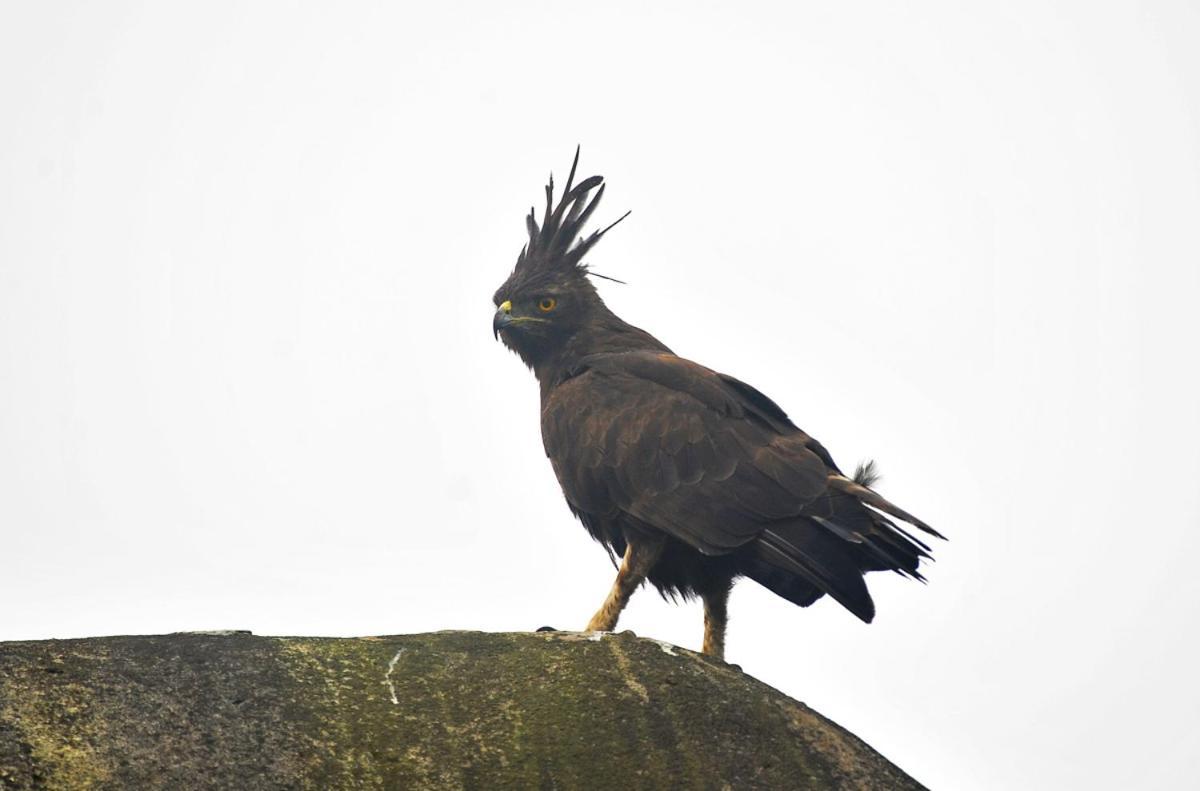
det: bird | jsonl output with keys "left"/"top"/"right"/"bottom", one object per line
{"left": 492, "top": 149, "right": 944, "bottom": 660}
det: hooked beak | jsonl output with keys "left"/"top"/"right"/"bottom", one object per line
{"left": 492, "top": 300, "right": 513, "bottom": 340}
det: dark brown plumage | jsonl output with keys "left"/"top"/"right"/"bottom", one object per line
{"left": 493, "top": 149, "right": 943, "bottom": 659}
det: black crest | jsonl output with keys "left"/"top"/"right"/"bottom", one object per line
{"left": 512, "top": 147, "right": 630, "bottom": 283}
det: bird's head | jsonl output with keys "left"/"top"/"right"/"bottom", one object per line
{"left": 492, "top": 148, "right": 629, "bottom": 370}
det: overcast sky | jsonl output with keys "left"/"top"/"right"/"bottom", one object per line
{"left": 2, "top": 2, "right": 1198, "bottom": 789}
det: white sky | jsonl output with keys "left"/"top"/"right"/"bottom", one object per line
{"left": 2, "top": 2, "right": 1198, "bottom": 788}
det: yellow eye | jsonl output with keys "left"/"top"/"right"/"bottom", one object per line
{"left": 538, "top": 297, "right": 557, "bottom": 312}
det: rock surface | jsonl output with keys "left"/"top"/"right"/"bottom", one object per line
{"left": 0, "top": 630, "right": 924, "bottom": 790}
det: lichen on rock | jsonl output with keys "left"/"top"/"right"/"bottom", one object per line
{"left": 0, "top": 630, "right": 925, "bottom": 790}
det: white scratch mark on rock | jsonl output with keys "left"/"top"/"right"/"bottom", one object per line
{"left": 176, "top": 630, "right": 252, "bottom": 636}
{"left": 589, "top": 631, "right": 606, "bottom": 642}
{"left": 385, "top": 648, "right": 405, "bottom": 705}
{"left": 651, "top": 639, "right": 677, "bottom": 655}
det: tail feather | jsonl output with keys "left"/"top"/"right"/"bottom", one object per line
{"left": 739, "top": 556, "right": 825, "bottom": 609}
{"left": 830, "top": 471, "right": 945, "bottom": 540}
{"left": 858, "top": 528, "right": 927, "bottom": 581}
{"left": 749, "top": 520, "right": 876, "bottom": 622}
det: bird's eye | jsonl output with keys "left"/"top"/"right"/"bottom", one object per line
{"left": 538, "top": 297, "right": 557, "bottom": 313}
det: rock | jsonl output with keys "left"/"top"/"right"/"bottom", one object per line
{"left": 0, "top": 630, "right": 924, "bottom": 790}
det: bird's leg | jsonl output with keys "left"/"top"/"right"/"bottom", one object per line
{"left": 701, "top": 583, "right": 732, "bottom": 660}
{"left": 585, "top": 535, "right": 664, "bottom": 633}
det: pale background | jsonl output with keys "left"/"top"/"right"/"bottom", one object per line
{"left": 2, "top": 2, "right": 1198, "bottom": 788}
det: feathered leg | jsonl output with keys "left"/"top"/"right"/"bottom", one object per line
{"left": 702, "top": 582, "right": 732, "bottom": 660}
{"left": 586, "top": 534, "right": 664, "bottom": 632}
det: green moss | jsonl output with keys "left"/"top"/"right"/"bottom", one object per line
{"left": 0, "top": 646, "right": 114, "bottom": 788}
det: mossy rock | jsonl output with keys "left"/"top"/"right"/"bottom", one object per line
{"left": 0, "top": 630, "right": 924, "bottom": 790}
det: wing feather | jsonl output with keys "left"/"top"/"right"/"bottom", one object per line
{"left": 543, "top": 351, "right": 831, "bottom": 555}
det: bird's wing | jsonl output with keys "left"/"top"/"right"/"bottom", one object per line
{"left": 541, "top": 350, "right": 833, "bottom": 555}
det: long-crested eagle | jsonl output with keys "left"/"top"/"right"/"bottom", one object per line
{"left": 492, "top": 150, "right": 944, "bottom": 659}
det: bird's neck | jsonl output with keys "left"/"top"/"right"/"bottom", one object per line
{"left": 534, "top": 309, "right": 671, "bottom": 399}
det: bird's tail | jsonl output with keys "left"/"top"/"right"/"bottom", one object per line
{"left": 741, "top": 461, "right": 943, "bottom": 623}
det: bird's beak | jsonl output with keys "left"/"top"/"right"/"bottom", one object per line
{"left": 493, "top": 300, "right": 513, "bottom": 340}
